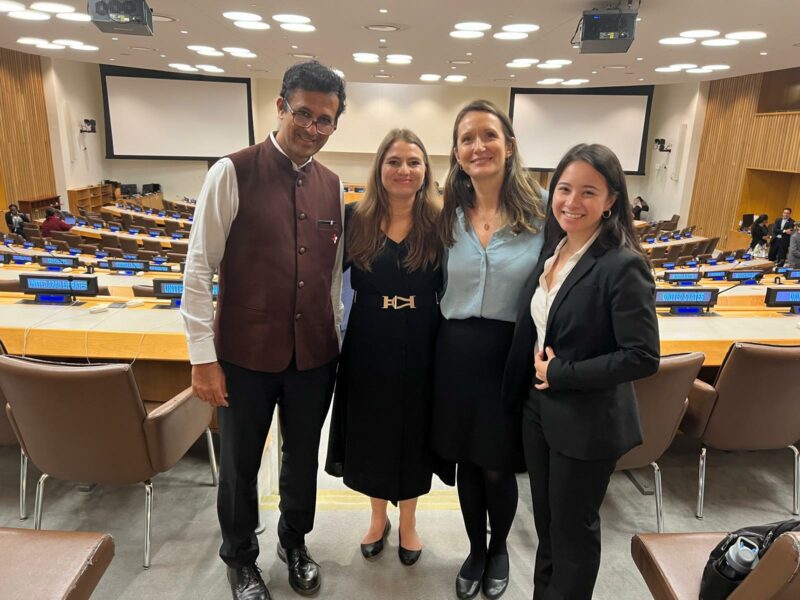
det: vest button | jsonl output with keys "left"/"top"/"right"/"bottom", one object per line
{"left": 298, "top": 281, "right": 305, "bottom": 288}
{"left": 298, "top": 212, "right": 307, "bottom": 220}
{"left": 298, "top": 246, "right": 307, "bottom": 254}
{"left": 297, "top": 179, "right": 304, "bottom": 187}
{"left": 295, "top": 312, "right": 302, "bottom": 320}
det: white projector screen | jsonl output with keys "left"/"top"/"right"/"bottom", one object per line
{"left": 510, "top": 87, "right": 653, "bottom": 174}
{"left": 101, "top": 66, "right": 254, "bottom": 160}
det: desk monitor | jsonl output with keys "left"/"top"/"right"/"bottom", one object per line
{"left": 663, "top": 270, "right": 701, "bottom": 284}
{"left": 121, "top": 183, "right": 138, "bottom": 196}
{"left": 784, "top": 270, "right": 800, "bottom": 281}
{"left": 37, "top": 255, "right": 80, "bottom": 270}
{"left": 764, "top": 287, "right": 800, "bottom": 314}
{"left": 152, "top": 278, "right": 218, "bottom": 307}
{"left": 741, "top": 213, "right": 755, "bottom": 229}
{"left": 655, "top": 287, "right": 719, "bottom": 314}
{"left": 108, "top": 259, "right": 149, "bottom": 273}
{"left": 19, "top": 274, "right": 99, "bottom": 304}
{"left": 142, "top": 183, "right": 161, "bottom": 194}
{"left": 148, "top": 263, "right": 172, "bottom": 273}
{"left": 10, "top": 254, "right": 33, "bottom": 265}
{"left": 704, "top": 270, "right": 727, "bottom": 280}
{"left": 63, "top": 216, "right": 76, "bottom": 225}
{"left": 726, "top": 269, "right": 764, "bottom": 283}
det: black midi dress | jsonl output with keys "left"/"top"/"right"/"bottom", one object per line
{"left": 326, "top": 234, "right": 442, "bottom": 502}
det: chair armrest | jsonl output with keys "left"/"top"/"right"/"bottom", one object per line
{"left": 143, "top": 387, "right": 212, "bottom": 473}
{"left": 730, "top": 532, "right": 800, "bottom": 599}
{"left": 680, "top": 379, "right": 717, "bottom": 438}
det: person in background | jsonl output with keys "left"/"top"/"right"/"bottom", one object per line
{"left": 181, "top": 61, "right": 346, "bottom": 600}
{"left": 5, "top": 204, "right": 30, "bottom": 236}
{"left": 39, "top": 206, "right": 72, "bottom": 237}
{"left": 768, "top": 207, "right": 794, "bottom": 266}
{"left": 432, "top": 99, "right": 546, "bottom": 600}
{"left": 787, "top": 222, "right": 800, "bottom": 269}
{"left": 503, "top": 143, "right": 660, "bottom": 599}
{"left": 631, "top": 195, "right": 649, "bottom": 221}
{"left": 749, "top": 214, "right": 770, "bottom": 258}
{"left": 326, "top": 128, "right": 442, "bottom": 568}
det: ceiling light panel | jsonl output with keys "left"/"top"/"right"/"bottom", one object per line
{"left": 420, "top": 74, "right": 441, "bottom": 81}
{"left": 0, "top": 1, "right": 25, "bottom": 11}
{"left": 353, "top": 52, "right": 379, "bottom": 63}
{"left": 17, "top": 37, "right": 47, "bottom": 44}
{"left": 702, "top": 38, "right": 738, "bottom": 46}
{"left": 272, "top": 14, "right": 310, "bottom": 24}
{"left": 8, "top": 10, "right": 50, "bottom": 20}
{"left": 454, "top": 22, "right": 491, "bottom": 31}
{"left": 502, "top": 23, "right": 539, "bottom": 33}
{"left": 30, "top": 2, "right": 72, "bottom": 12}
{"left": 450, "top": 30, "right": 483, "bottom": 39}
{"left": 680, "top": 29, "right": 719, "bottom": 38}
{"left": 493, "top": 32, "right": 527, "bottom": 40}
{"left": 281, "top": 23, "right": 315, "bottom": 32}
{"left": 686, "top": 68, "right": 713, "bottom": 73}
{"left": 444, "top": 75, "right": 466, "bottom": 82}
{"left": 659, "top": 37, "right": 695, "bottom": 45}
{"left": 725, "top": 31, "right": 767, "bottom": 40}
{"left": 56, "top": 12, "right": 90, "bottom": 21}
{"left": 223, "top": 11, "right": 261, "bottom": 21}
{"left": 234, "top": 21, "right": 269, "bottom": 30}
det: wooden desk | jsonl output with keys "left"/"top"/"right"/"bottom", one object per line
{"left": 167, "top": 198, "right": 196, "bottom": 212}
{"left": 643, "top": 235, "right": 708, "bottom": 250}
{"left": 101, "top": 205, "right": 192, "bottom": 228}
{"left": 634, "top": 220, "right": 649, "bottom": 230}
{"left": 71, "top": 225, "right": 176, "bottom": 249}
{"left": 123, "top": 192, "right": 164, "bottom": 211}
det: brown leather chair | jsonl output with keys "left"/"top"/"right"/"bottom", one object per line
{"left": 132, "top": 285, "right": 157, "bottom": 297}
{"left": 617, "top": 353, "right": 705, "bottom": 533}
{"left": 0, "top": 278, "right": 21, "bottom": 292}
{"left": 136, "top": 249, "right": 159, "bottom": 262}
{"left": 649, "top": 246, "right": 667, "bottom": 260}
{"left": 170, "top": 240, "right": 189, "bottom": 255}
{"left": 0, "top": 339, "right": 28, "bottom": 521}
{"left": 141, "top": 238, "right": 163, "bottom": 254}
{"left": 0, "top": 356, "right": 218, "bottom": 568}
{"left": 680, "top": 342, "right": 800, "bottom": 519}
{"left": 163, "top": 219, "right": 181, "bottom": 236}
{"left": 99, "top": 233, "right": 120, "bottom": 250}
{"left": 118, "top": 236, "right": 141, "bottom": 255}
{"left": 0, "top": 528, "right": 114, "bottom": 600}
{"left": 632, "top": 531, "right": 800, "bottom": 600}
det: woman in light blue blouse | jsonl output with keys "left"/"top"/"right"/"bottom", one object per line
{"left": 432, "top": 99, "right": 546, "bottom": 600}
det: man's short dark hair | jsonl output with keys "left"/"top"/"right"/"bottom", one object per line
{"left": 280, "top": 60, "right": 346, "bottom": 122}
{"left": 785, "top": 207, "right": 793, "bottom": 213}
{"left": 45, "top": 207, "right": 56, "bottom": 217}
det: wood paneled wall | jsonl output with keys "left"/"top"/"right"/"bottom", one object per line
{"left": 0, "top": 48, "right": 57, "bottom": 210}
{"left": 687, "top": 73, "right": 800, "bottom": 245}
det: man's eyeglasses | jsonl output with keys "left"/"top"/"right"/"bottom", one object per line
{"left": 282, "top": 99, "right": 336, "bottom": 135}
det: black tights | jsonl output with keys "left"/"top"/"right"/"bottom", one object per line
{"left": 456, "top": 461, "right": 518, "bottom": 580}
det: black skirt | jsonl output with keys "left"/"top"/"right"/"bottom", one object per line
{"left": 431, "top": 317, "right": 525, "bottom": 473}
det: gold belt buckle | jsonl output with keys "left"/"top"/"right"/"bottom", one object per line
{"left": 382, "top": 295, "right": 416, "bottom": 309}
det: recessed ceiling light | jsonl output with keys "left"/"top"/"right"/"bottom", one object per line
{"left": 726, "top": 31, "right": 767, "bottom": 40}
{"left": 8, "top": 10, "right": 50, "bottom": 20}
{"left": 537, "top": 78, "right": 564, "bottom": 84}
{"left": 572, "top": 44, "right": 580, "bottom": 49}
{"left": 506, "top": 62, "right": 530, "bottom": 68}
{"left": 603, "top": 65, "right": 628, "bottom": 69}
{"left": 670, "top": 63, "right": 697, "bottom": 70}
{"left": 591, "top": 70, "right": 598, "bottom": 74}
{"left": 636, "top": 57, "right": 643, "bottom": 61}
{"left": 638, "top": 78, "right": 645, "bottom": 81}
{"left": 659, "top": 37, "right": 695, "bottom": 45}
{"left": 386, "top": 54, "right": 412, "bottom": 64}
{"left": 281, "top": 23, "right": 315, "bottom": 32}
{"left": 702, "top": 38, "right": 739, "bottom": 46}
{"left": 353, "top": 52, "right": 380, "bottom": 63}
{"left": 179, "top": 30, "right": 187, "bottom": 34}
{"left": 74, "top": 44, "right": 98, "bottom": 51}
{"left": 55, "top": 11, "right": 90, "bottom": 21}
{"left": 36, "top": 42, "right": 64, "bottom": 49}
{"left": 493, "top": 32, "right": 528, "bottom": 40}
{"left": 636, "top": 17, "right": 642, "bottom": 21}
{"left": 223, "top": 11, "right": 261, "bottom": 21}
{"left": 108, "top": 58, "right": 115, "bottom": 61}
{"left": 466, "top": 52, "right": 473, "bottom": 56}
{"left": 235, "top": 21, "right": 270, "bottom": 30}
{"left": 420, "top": 74, "right": 441, "bottom": 81}
{"left": 52, "top": 38, "right": 82, "bottom": 47}
{"left": 449, "top": 60, "right": 472, "bottom": 65}
{"left": 379, "top": 8, "right": 388, "bottom": 13}
{"left": 111, "top": 37, "right": 118, "bottom": 40}
{"left": 272, "top": 14, "right": 310, "bottom": 24}
{"left": 30, "top": 2, "right": 72, "bottom": 12}
{"left": 502, "top": 23, "right": 539, "bottom": 33}
{"left": 655, "top": 66, "right": 681, "bottom": 72}
{"left": 374, "top": 74, "right": 392, "bottom": 78}
{"left": 130, "top": 46, "right": 155, "bottom": 51}
{"left": 196, "top": 65, "right": 225, "bottom": 73}
{"left": 760, "top": 51, "right": 768, "bottom": 55}
{"left": 445, "top": 74, "right": 466, "bottom": 82}
{"left": 152, "top": 14, "right": 176, "bottom": 23}
{"left": 17, "top": 37, "right": 47, "bottom": 45}
{"left": 686, "top": 68, "right": 713, "bottom": 74}
{"left": 546, "top": 59, "right": 572, "bottom": 65}
{"left": 455, "top": 22, "right": 492, "bottom": 31}
{"left": 680, "top": 29, "right": 719, "bottom": 38}
{"left": 450, "top": 30, "right": 483, "bottom": 39}
{"left": 291, "top": 53, "right": 316, "bottom": 59}
{"left": 160, "top": 54, "right": 166, "bottom": 58}
{"left": 378, "top": 39, "right": 386, "bottom": 44}
{"left": 562, "top": 79, "right": 589, "bottom": 85}
{"left": 0, "top": 1, "right": 25, "bottom": 11}
{"left": 197, "top": 49, "right": 225, "bottom": 56}
{"left": 188, "top": 45, "right": 216, "bottom": 52}
{"left": 509, "top": 74, "right": 516, "bottom": 78}
{"left": 365, "top": 24, "right": 399, "bottom": 32}
{"left": 512, "top": 58, "right": 539, "bottom": 65}
{"left": 451, "top": 66, "right": 457, "bottom": 70}
{"left": 537, "top": 63, "right": 562, "bottom": 69}
{"left": 703, "top": 64, "right": 730, "bottom": 70}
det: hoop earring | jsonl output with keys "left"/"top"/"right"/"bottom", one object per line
{"left": 602, "top": 209, "right": 611, "bottom": 219}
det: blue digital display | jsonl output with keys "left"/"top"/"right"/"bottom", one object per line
{"left": 775, "top": 291, "right": 800, "bottom": 303}
{"left": 656, "top": 289, "right": 715, "bottom": 304}
{"left": 45, "top": 244, "right": 57, "bottom": 252}
{"left": 95, "top": 251, "right": 108, "bottom": 259}
{"left": 148, "top": 231, "right": 159, "bottom": 237}
{"left": 663, "top": 262, "right": 676, "bottom": 269}
{"left": 110, "top": 260, "right": 146, "bottom": 271}
{"left": 161, "top": 282, "right": 183, "bottom": 295}
{"left": 149, "top": 264, "right": 170, "bottom": 272}
{"left": 705, "top": 271, "right": 726, "bottom": 279}
{"left": 23, "top": 242, "right": 33, "bottom": 249}
{"left": 109, "top": 226, "right": 120, "bottom": 232}
{"left": 155, "top": 281, "right": 218, "bottom": 297}
{"left": 123, "top": 253, "right": 138, "bottom": 260}
{"left": 13, "top": 255, "right": 32, "bottom": 263}
{"left": 129, "top": 229, "right": 138, "bottom": 235}
{"left": 39, "top": 257, "right": 76, "bottom": 267}
{"left": 92, "top": 223, "right": 102, "bottom": 229}
{"left": 27, "top": 278, "right": 89, "bottom": 291}
{"left": 158, "top": 211, "right": 166, "bottom": 217}
{"left": 729, "top": 271, "right": 761, "bottom": 280}
{"left": 786, "top": 271, "right": 800, "bottom": 280}
{"left": 665, "top": 272, "right": 700, "bottom": 281}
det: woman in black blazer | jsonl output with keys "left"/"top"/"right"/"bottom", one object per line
{"left": 502, "top": 144, "right": 660, "bottom": 599}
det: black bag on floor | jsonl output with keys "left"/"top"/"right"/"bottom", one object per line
{"left": 699, "top": 519, "right": 800, "bottom": 600}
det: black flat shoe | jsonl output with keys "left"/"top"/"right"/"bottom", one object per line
{"left": 482, "top": 574, "right": 509, "bottom": 599}
{"left": 455, "top": 574, "right": 481, "bottom": 599}
{"left": 226, "top": 563, "right": 271, "bottom": 600}
{"left": 398, "top": 532, "right": 422, "bottom": 566}
{"left": 360, "top": 519, "right": 391, "bottom": 560}
{"left": 277, "top": 544, "right": 320, "bottom": 596}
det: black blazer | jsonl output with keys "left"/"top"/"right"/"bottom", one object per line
{"left": 501, "top": 238, "right": 660, "bottom": 461}
{"left": 772, "top": 218, "right": 795, "bottom": 240}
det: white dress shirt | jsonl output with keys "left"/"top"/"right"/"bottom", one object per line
{"left": 181, "top": 132, "right": 344, "bottom": 365}
{"left": 530, "top": 229, "right": 601, "bottom": 353}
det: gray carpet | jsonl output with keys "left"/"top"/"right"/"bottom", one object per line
{"left": 1, "top": 429, "right": 796, "bottom": 599}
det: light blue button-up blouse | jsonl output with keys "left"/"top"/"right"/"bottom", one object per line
{"left": 441, "top": 206, "right": 546, "bottom": 323}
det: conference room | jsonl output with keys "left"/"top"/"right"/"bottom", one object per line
{"left": 1, "top": 0, "right": 799, "bottom": 598}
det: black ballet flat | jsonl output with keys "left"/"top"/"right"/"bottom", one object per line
{"left": 397, "top": 532, "right": 422, "bottom": 566}
{"left": 482, "top": 573, "right": 509, "bottom": 599}
{"left": 455, "top": 574, "right": 481, "bottom": 599}
{"left": 360, "top": 519, "right": 391, "bottom": 560}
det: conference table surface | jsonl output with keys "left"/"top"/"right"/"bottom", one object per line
{"left": 71, "top": 225, "right": 178, "bottom": 249}
{"left": 642, "top": 235, "right": 708, "bottom": 250}
{"left": 101, "top": 205, "right": 192, "bottom": 228}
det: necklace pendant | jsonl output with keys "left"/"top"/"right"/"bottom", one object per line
{"left": 484, "top": 223, "right": 490, "bottom": 231}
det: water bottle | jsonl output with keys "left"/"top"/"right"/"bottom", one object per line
{"left": 714, "top": 536, "right": 760, "bottom": 582}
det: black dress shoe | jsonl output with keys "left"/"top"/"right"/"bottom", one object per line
{"left": 277, "top": 543, "right": 321, "bottom": 596}
{"left": 226, "top": 564, "right": 271, "bottom": 600}
{"left": 482, "top": 573, "right": 509, "bottom": 599}
{"left": 360, "top": 519, "right": 391, "bottom": 560}
{"left": 397, "top": 532, "right": 422, "bottom": 566}
{"left": 455, "top": 573, "right": 481, "bottom": 599}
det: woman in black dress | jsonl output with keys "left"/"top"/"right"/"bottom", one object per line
{"left": 749, "top": 213, "right": 769, "bottom": 255}
{"left": 326, "top": 128, "right": 442, "bottom": 566}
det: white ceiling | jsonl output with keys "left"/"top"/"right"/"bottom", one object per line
{"left": 0, "top": 0, "right": 798, "bottom": 87}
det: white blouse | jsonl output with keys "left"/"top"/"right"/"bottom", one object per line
{"left": 530, "top": 229, "right": 601, "bottom": 353}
